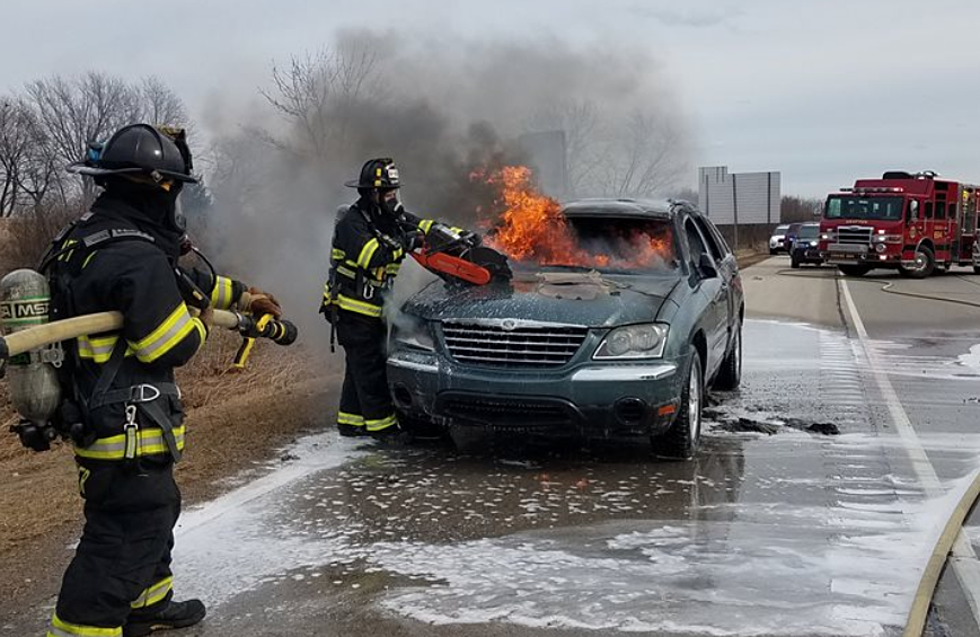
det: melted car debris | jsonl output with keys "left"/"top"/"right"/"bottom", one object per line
{"left": 706, "top": 410, "right": 841, "bottom": 436}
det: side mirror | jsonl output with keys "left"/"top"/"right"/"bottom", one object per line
{"left": 698, "top": 253, "right": 718, "bottom": 279}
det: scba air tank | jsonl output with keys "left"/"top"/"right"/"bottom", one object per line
{"left": 0, "top": 269, "right": 62, "bottom": 429}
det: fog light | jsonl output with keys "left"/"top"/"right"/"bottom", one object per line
{"left": 614, "top": 398, "right": 646, "bottom": 424}
{"left": 392, "top": 384, "right": 414, "bottom": 410}
{"left": 879, "top": 255, "right": 887, "bottom": 261}
{"left": 875, "top": 243, "right": 886, "bottom": 253}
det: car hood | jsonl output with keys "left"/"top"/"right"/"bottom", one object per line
{"left": 401, "top": 270, "right": 681, "bottom": 328}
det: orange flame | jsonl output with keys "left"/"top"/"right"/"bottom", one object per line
{"left": 473, "top": 165, "right": 672, "bottom": 269}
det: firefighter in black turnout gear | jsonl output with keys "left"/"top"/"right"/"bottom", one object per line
{"left": 320, "top": 158, "right": 478, "bottom": 439}
{"left": 44, "top": 124, "right": 282, "bottom": 637}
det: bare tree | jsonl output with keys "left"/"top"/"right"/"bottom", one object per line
{"left": 528, "top": 99, "right": 605, "bottom": 198}
{"left": 24, "top": 72, "right": 190, "bottom": 204}
{"left": 138, "top": 76, "right": 188, "bottom": 128}
{"left": 587, "top": 110, "right": 686, "bottom": 199}
{"left": 262, "top": 40, "right": 384, "bottom": 161}
{"left": 0, "top": 99, "right": 33, "bottom": 216}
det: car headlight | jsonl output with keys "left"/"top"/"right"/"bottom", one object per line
{"left": 809, "top": 241, "right": 818, "bottom": 247}
{"left": 390, "top": 320, "right": 435, "bottom": 352}
{"left": 594, "top": 323, "right": 669, "bottom": 360}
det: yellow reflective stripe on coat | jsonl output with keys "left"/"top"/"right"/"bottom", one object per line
{"left": 74, "top": 426, "right": 186, "bottom": 461}
{"left": 418, "top": 219, "right": 435, "bottom": 234}
{"left": 335, "top": 294, "right": 382, "bottom": 318}
{"left": 210, "top": 276, "right": 235, "bottom": 310}
{"left": 337, "top": 411, "right": 365, "bottom": 426}
{"left": 365, "top": 414, "right": 398, "bottom": 432}
{"left": 191, "top": 317, "right": 208, "bottom": 353}
{"left": 357, "top": 238, "right": 381, "bottom": 269}
{"left": 77, "top": 334, "right": 134, "bottom": 363}
{"left": 48, "top": 612, "right": 122, "bottom": 637}
{"left": 331, "top": 248, "right": 346, "bottom": 261}
{"left": 131, "top": 303, "right": 196, "bottom": 363}
{"left": 131, "top": 576, "right": 173, "bottom": 609}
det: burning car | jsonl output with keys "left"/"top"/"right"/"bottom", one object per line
{"left": 387, "top": 175, "right": 743, "bottom": 459}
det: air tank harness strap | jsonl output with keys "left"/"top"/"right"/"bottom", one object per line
{"left": 89, "top": 382, "right": 183, "bottom": 464}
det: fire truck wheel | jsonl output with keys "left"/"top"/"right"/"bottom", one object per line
{"left": 838, "top": 264, "right": 871, "bottom": 277}
{"left": 901, "top": 245, "right": 935, "bottom": 279}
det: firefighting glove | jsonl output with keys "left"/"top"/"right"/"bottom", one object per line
{"left": 198, "top": 304, "right": 214, "bottom": 331}
{"left": 246, "top": 287, "right": 283, "bottom": 318}
{"left": 459, "top": 230, "right": 482, "bottom": 247}
{"left": 401, "top": 229, "right": 425, "bottom": 253}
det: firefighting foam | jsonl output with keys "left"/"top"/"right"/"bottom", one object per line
{"left": 473, "top": 165, "right": 673, "bottom": 270}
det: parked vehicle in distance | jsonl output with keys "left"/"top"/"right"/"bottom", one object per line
{"left": 769, "top": 224, "right": 791, "bottom": 254}
{"left": 783, "top": 223, "right": 803, "bottom": 255}
{"left": 790, "top": 223, "right": 824, "bottom": 268}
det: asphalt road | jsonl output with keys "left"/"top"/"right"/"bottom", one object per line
{"left": 4, "top": 256, "right": 980, "bottom": 637}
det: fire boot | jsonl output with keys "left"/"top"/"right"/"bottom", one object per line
{"left": 124, "top": 599, "right": 207, "bottom": 637}
{"left": 370, "top": 424, "right": 413, "bottom": 446}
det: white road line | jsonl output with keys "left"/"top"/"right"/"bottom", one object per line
{"left": 839, "top": 279, "right": 980, "bottom": 627}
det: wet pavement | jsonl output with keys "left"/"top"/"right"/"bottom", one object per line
{"left": 7, "top": 306, "right": 980, "bottom": 636}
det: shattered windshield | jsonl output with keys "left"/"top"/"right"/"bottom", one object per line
{"left": 548, "top": 216, "right": 678, "bottom": 274}
{"left": 825, "top": 195, "right": 904, "bottom": 221}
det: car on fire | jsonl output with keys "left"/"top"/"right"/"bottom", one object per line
{"left": 387, "top": 199, "right": 744, "bottom": 459}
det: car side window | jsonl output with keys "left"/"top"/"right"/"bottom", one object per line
{"left": 694, "top": 217, "right": 727, "bottom": 261}
{"left": 684, "top": 219, "right": 710, "bottom": 266}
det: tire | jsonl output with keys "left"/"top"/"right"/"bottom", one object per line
{"left": 838, "top": 264, "right": 871, "bottom": 277}
{"left": 790, "top": 254, "right": 801, "bottom": 269}
{"left": 652, "top": 348, "right": 703, "bottom": 460}
{"left": 900, "top": 245, "right": 935, "bottom": 279}
{"left": 769, "top": 249, "right": 777, "bottom": 255}
{"left": 713, "top": 324, "right": 742, "bottom": 391}
{"left": 974, "top": 266, "right": 980, "bottom": 275}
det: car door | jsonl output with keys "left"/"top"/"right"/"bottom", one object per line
{"left": 697, "top": 216, "right": 741, "bottom": 340}
{"left": 683, "top": 217, "right": 727, "bottom": 379}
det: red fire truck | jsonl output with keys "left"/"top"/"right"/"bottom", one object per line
{"left": 819, "top": 171, "right": 980, "bottom": 278}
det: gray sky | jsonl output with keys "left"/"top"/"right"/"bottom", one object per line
{"left": 4, "top": 0, "right": 978, "bottom": 197}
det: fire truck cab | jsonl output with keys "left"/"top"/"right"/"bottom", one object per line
{"left": 819, "top": 171, "right": 980, "bottom": 278}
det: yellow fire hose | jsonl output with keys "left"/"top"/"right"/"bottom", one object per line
{"left": 905, "top": 469, "right": 980, "bottom": 637}
{"left": 1, "top": 308, "right": 297, "bottom": 368}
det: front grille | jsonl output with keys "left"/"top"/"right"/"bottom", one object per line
{"left": 835, "top": 226, "right": 873, "bottom": 245}
{"left": 441, "top": 321, "right": 588, "bottom": 368}
{"left": 438, "top": 394, "right": 575, "bottom": 428}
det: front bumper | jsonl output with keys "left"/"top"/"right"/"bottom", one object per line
{"left": 387, "top": 349, "right": 687, "bottom": 438}
{"left": 821, "top": 243, "right": 902, "bottom": 266}
{"left": 769, "top": 238, "right": 785, "bottom": 250}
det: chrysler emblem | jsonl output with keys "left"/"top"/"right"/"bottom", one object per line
{"left": 501, "top": 319, "right": 518, "bottom": 331}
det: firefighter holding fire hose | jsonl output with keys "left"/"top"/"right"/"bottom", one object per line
{"left": 319, "top": 158, "right": 485, "bottom": 440}
{"left": 28, "top": 124, "right": 285, "bottom": 637}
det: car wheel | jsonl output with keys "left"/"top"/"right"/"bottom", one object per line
{"left": 974, "top": 266, "right": 980, "bottom": 275}
{"left": 769, "top": 249, "right": 777, "bottom": 255}
{"left": 790, "top": 255, "right": 801, "bottom": 269}
{"left": 652, "top": 347, "right": 702, "bottom": 460}
{"left": 900, "top": 245, "right": 935, "bottom": 279}
{"left": 713, "top": 324, "right": 741, "bottom": 391}
{"left": 838, "top": 264, "right": 871, "bottom": 277}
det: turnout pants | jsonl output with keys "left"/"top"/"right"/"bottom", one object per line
{"left": 50, "top": 462, "right": 181, "bottom": 636}
{"left": 336, "top": 309, "right": 398, "bottom": 433}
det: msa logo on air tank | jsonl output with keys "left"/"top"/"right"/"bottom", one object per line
{"left": 0, "top": 298, "right": 50, "bottom": 325}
